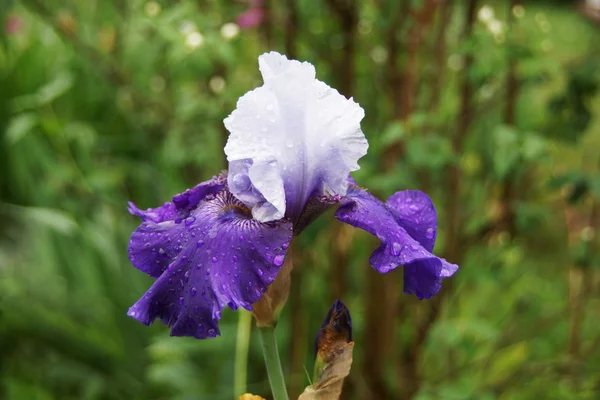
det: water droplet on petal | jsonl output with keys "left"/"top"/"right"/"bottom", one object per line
{"left": 273, "top": 254, "right": 285, "bottom": 266}
{"left": 257, "top": 268, "right": 264, "bottom": 276}
{"left": 197, "top": 240, "right": 205, "bottom": 248}
{"left": 185, "top": 216, "right": 196, "bottom": 226}
{"left": 426, "top": 228, "right": 435, "bottom": 239}
{"left": 178, "top": 296, "right": 184, "bottom": 305}
{"left": 190, "top": 287, "right": 197, "bottom": 296}
{"left": 212, "top": 256, "right": 218, "bottom": 263}
{"left": 391, "top": 242, "right": 403, "bottom": 256}
{"left": 233, "top": 255, "right": 238, "bottom": 262}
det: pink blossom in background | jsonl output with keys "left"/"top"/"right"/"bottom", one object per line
{"left": 4, "top": 16, "right": 23, "bottom": 35}
{"left": 235, "top": 2, "right": 264, "bottom": 29}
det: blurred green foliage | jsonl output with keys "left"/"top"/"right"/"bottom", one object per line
{"left": 1, "top": 0, "right": 600, "bottom": 399}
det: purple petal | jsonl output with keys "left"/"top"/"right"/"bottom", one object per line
{"left": 128, "top": 202, "right": 178, "bottom": 224}
{"left": 172, "top": 174, "right": 226, "bottom": 211}
{"left": 335, "top": 186, "right": 457, "bottom": 299}
{"left": 127, "top": 184, "right": 292, "bottom": 339}
{"left": 386, "top": 190, "right": 437, "bottom": 252}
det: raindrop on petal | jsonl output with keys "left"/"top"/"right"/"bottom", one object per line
{"left": 391, "top": 242, "right": 403, "bottom": 256}
{"left": 273, "top": 254, "right": 285, "bottom": 266}
{"left": 426, "top": 228, "right": 435, "bottom": 239}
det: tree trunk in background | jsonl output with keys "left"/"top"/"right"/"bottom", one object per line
{"left": 400, "top": 0, "right": 438, "bottom": 119}
{"left": 363, "top": 267, "right": 396, "bottom": 399}
{"left": 564, "top": 201, "right": 596, "bottom": 383}
{"left": 445, "top": 0, "right": 477, "bottom": 266}
{"left": 429, "top": 0, "right": 453, "bottom": 112}
{"left": 436, "top": 0, "right": 478, "bottom": 384}
{"left": 366, "top": 3, "right": 410, "bottom": 397}
{"left": 498, "top": 0, "right": 520, "bottom": 237}
{"left": 324, "top": 0, "right": 357, "bottom": 303}
{"left": 394, "top": 2, "right": 442, "bottom": 398}
{"left": 325, "top": 1, "right": 358, "bottom": 398}
{"left": 262, "top": 0, "right": 273, "bottom": 48}
{"left": 385, "top": 1, "right": 410, "bottom": 121}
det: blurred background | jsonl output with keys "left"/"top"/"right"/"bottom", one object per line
{"left": 1, "top": 0, "right": 600, "bottom": 399}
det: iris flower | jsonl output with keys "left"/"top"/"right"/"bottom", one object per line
{"left": 127, "top": 52, "right": 457, "bottom": 339}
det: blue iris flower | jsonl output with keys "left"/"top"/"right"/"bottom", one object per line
{"left": 126, "top": 52, "right": 458, "bottom": 339}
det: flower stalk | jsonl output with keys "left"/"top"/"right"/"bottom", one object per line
{"left": 234, "top": 310, "right": 252, "bottom": 399}
{"left": 258, "top": 326, "right": 289, "bottom": 400}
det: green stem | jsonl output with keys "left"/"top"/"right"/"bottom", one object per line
{"left": 258, "top": 326, "right": 289, "bottom": 400}
{"left": 234, "top": 310, "right": 252, "bottom": 399}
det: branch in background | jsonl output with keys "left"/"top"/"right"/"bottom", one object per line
{"left": 567, "top": 153, "right": 600, "bottom": 380}
{"left": 363, "top": 268, "right": 396, "bottom": 400}
{"left": 325, "top": 0, "right": 358, "bottom": 96}
{"left": 429, "top": 0, "right": 453, "bottom": 112}
{"left": 262, "top": 0, "right": 273, "bottom": 48}
{"left": 445, "top": 0, "right": 478, "bottom": 266}
{"left": 497, "top": 0, "right": 521, "bottom": 237}
{"left": 382, "top": 0, "right": 437, "bottom": 171}
{"left": 284, "top": 0, "right": 298, "bottom": 59}
{"left": 432, "top": 0, "right": 478, "bottom": 383}
{"left": 400, "top": 0, "right": 438, "bottom": 119}
{"left": 324, "top": 0, "right": 358, "bottom": 300}
{"left": 381, "top": 0, "right": 409, "bottom": 172}
{"left": 385, "top": 0, "right": 410, "bottom": 120}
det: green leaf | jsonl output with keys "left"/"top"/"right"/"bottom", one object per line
{"left": 20, "top": 206, "right": 78, "bottom": 235}
{"left": 589, "top": 175, "right": 600, "bottom": 200}
{"left": 521, "top": 132, "right": 547, "bottom": 161}
{"left": 492, "top": 125, "right": 520, "bottom": 180}
{"left": 36, "top": 72, "right": 74, "bottom": 105}
{"left": 406, "top": 134, "right": 453, "bottom": 170}
{"left": 484, "top": 342, "right": 528, "bottom": 385}
{"left": 64, "top": 121, "right": 97, "bottom": 149}
{"left": 5, "top": 113, "right": 38, "bottom": 144}
{"left": 376, "top": 121, "right": 405, "bottom": 147}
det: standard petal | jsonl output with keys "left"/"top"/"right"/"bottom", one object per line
{"left": 224, "top": 52, "right": 368, "bottom": 223}
{"left": 335, "top": 186, "right": 457, "bottom": 299}
{"left": 127, "top": 187, "right": 292, "bottom": 339}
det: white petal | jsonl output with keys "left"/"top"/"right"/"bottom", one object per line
{"left": 224, "top": 52, "right": 368, "bottom": 222}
